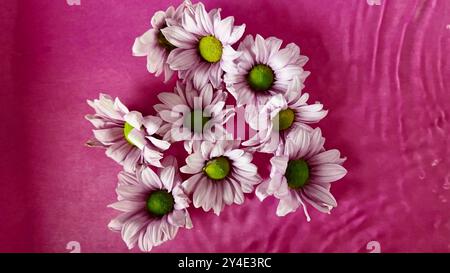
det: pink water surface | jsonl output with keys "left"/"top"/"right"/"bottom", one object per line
{"left": 0, "top": 0, "right": 449, "bottom": 252}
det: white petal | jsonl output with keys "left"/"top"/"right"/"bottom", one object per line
{"left": 200, "top": 84, "right": 213, "bottom": 106}
{"left": 181, "top": 173, "right": 202, "bottom": 194}
{"left": 139, "top": 166, "right": 163, "bottom": 189}
{"left": 227, "top": 24, "right": 246, "bottom": 44}
{"left": 192, "top": 177, "right": 208, "bottom": 208}
{"left": 168, "top": 210, "right": 187, "bottom": 227}
{"left": 116, "top": 184, "right": 147, "bottom": 201}
{"left": 308, "top": 150, "right": 341, "bottom": 165}
{"left": 123, "top": 147, "right": 142, "bottom": 173}
{"left": 300, "top": 191, "right": 332, "bottom": 214}
{"left": 160, "top": 166, "right": 175, "bottom": 191}
{"left": 106, "top": 141, "right": 133, "bottom": 165}
{"left": 228, "top": 178, "right": 244, "bottom": 205}
{"left": 269, "top": 46, "right": 295, "bottom": 70}
{"left": 151, "top": 10, "right": 166, "bottom": 29}
{"left": 126, "top": 128, "right": 146, "bottom": 150}
{"left": 121, "top": 212, "right": 149, "bottom": 249}
{"left": 213, "top": 184, "right": 223, "bottom": 215}
{"left": 93, "top": 128, "right": 124, "bottom": 145}
{"left": 142, "top": 147, "right": 163, "bottom": 167}
{"left": 255, "top": 179, "right": 270, "bottom": 201}
{"left": 143, "top": 115, "right": 162, "bottom": 135}
{"left": 167, "top": 48, "right": 199, "bottom": 70}
{"left": 215, "top": 16, "right": 233, "bottom": 43}
{"left": 270, "top": 155, "right": 289, "bottom": 173}
{"left": 254, "top": 34, "right": 268, "bottom": 64}
{"left": 276, "top": 192, "right": 300, "bottom": 217}
{"left": 200, "top": 141, "right": 214, "bottom": 159}
{"left": 285, "top": 127, "right": 310, "bottom": 159}
{"left": 132, "top": 29, "right": 155, "bottom": 56}
{"left": 222, "top": 181, "right": 234, "bottom": 205}
{"left": 311, "top": 164, "right": 347, "bottom": 183}
{"left": 124, "top": 111, "right": 144, "bottom": 129}
{"left": 118, "top": 171, "right": 139, "bottom": 186}
{"left": 157, "top": 92, "right": 185, "bottom": 108}
{"left": 303, "top": 183, "right": 337, "bottom": 207}
{"left": 305, "top": 128, "right": 325, "bottom": 158}
{"left": 148, "top": 136, "right": 170, "bottom": 151}
{"left": 161, "top": 26, "right": 197, "bottom": 49}
{"left": 197, "top": 3, "right": 213, "bottom": 34}
{"left": 108, "top": 200, "right": 145, "bottom": 212}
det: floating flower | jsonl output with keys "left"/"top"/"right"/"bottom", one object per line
{"left": 154, "top": 81, "right": 235, "bottom": 153}
{"left": 180, "top": 140, "right": 262, "bottom": 215}
{"left": 224, "top": 34, "right": 310, "bottom": 108}
{"left": 243, "top": 77, "right": 328, "bottom": 153}
{"left": 132, "top": 1, "right": 196, "bottom": 82}
{"left": 86, "top": 1, "right": 350, "bottom": 252}
{"left": 108, "top": 156, "right": 193, "bottom": 252}
{"left": 161, "top": 2, "right": 245, "bottom": 88}
{"left": 85, "top": 94, "right": 170, "bottom": 172}
{"left": 256, "top": 127, "right": 347, "bottom": 220}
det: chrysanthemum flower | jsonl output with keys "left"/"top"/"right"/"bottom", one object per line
{"left": 85, "top": 94, "right": 170, "bottom": 172}
{"left": 180, "top": 140, "right": 262, "bottom": 215}
{"left": 154, "top": 81, "right": 235, "bottom": 153}
{"left": 132, "top": 1, "right": 195, "bottom": 82}
{"left": 224, "top": 34, "right": 310, "bottom": 108}
{"left": 161, "top": 2, "right": 245, "bottom": 88}
{"left": 243, "top": 77, "right": 328, "bottom": 153}
{"left": 108, "top": 156, "right": 192, "bottom": 252}
{"left": 256, "top": 127, "right": 347, "bottom": 221}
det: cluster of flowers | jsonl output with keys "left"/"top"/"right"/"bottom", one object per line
{"left": 86, "top": 0, "right": 347, "bottom": 252}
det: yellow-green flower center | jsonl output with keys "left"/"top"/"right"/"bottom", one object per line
{"left": 273, "top": 108, "right": 295, "bottom": 131}
{"left": 247, "top": 64, "right": 274, "bottom": 92}
{"left": 146, "top": 190, "right": 175, "bottom": 217}
{"left": 157, "top": 30, "right": 176, "bottom": 51}
{"left": 198, "top": 35, "right": 223, "bottom": 63}
{"left": 123, "top": 122, "right": 135, "bottom": 146}
{"left": 184, "top": 110, "right": 210, "bottom": 133}
{"left": 203, "top": 156, "right": 231, "bottom": 180}
{"left": 285, "top": 159, "right": 310, "bottom": 189}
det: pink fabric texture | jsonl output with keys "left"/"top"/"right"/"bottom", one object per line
{"left": 0, "top": 0, "right": 449, "bottom": 252}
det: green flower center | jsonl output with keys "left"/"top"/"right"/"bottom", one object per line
{"left": 123, "top": 122, "right": 135, "bottom": 146}
{"left": 203, "top": 156, "right": 231, "bottom": 180}
{"left": 146, "top": 190, "right": 175, "bottom": 217}
{"left": 157, "top": 30, "right": 176, "bottom": 51}
{"left": 184, "top": 110, "right": 210, "bottom": 133}
{"left": 285, "top": 159, "right": 310, "bottom": 189}
{"left": 198, "top": 35, "right": 223, "bottom": 63}
{"left": 273, "top": 108, "right": 295, "bottom": 131}
{"left": 247, "top": 64, "right": 274, "bottom": 92}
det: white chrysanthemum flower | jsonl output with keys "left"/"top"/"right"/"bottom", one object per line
{"left": 243, "top": 77, "right": 328, "bottom": 153}
{"left": 154, "top": 81, "right": 235, "bottom": 153}
{"left": 161, "top": 1, "right": 245, "bottom": 88}
{"left": 108, "top": 156, "right": 192, "bottom": 252}
{"left": 85, "top": 94, "right": 170, "bottom": 172}
{"left": 256, "top": 127, "right": 347, "bottom": 221}
{"left": 224, "top": 34, "right": 310, "bottom": 108}
{"left": 132, "top": 1, "right": 196, "bottom": 82}
{"left": 180, "top": 140, "right": 262, "bottom": 215}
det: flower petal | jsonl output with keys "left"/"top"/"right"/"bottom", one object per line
{"left": 161, "top": 26, "right": 197, "bottom": 49}
{"left": 276, "top": 191, "right": 300, "bottom": 217}
{"left": 138, "top": 166, "right": 163, "bottom": 190}
{"left": 311, "top": 164, "right": 347, "bottom": 183}
{"left": 167, "top": 48, "right": 199, "bottom": 70}
{"left": 227, "top": 24, "right": 246, "bottom": 44}
{"left": 124, "top": 111, "right": 144, "bottom": 129}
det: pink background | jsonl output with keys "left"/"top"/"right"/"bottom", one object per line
{"left": 1, "top": 0, "right": 449, "bottom": 253}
